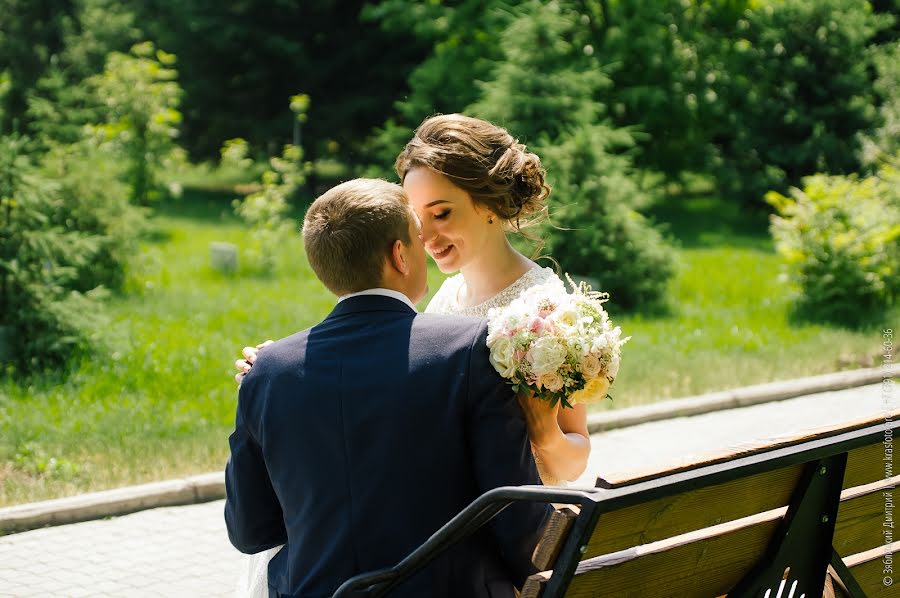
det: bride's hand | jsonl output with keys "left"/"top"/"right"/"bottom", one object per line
{"left": 234, "top": 340, "right": 274, "bottom": 385}
{"left": 516, "top": 391, "right": 562, "bottom": 449}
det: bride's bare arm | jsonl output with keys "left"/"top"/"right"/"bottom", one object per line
{"left": 234, "top": 340, "right": 274, "bottom": 384}
{"left": 517, "top": 395, "right": 590, "bottom": 483}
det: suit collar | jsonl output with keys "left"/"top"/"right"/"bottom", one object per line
{"left": 325, "top": 294, "right": 418, "bottom": 320}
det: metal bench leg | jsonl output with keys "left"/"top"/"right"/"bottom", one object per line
{"left": 828, "top": 548, "right": 869, "bottom": 598}
{"left": 727, "top": 453, "right": 848, "bottom": 598}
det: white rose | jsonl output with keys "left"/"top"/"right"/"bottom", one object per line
{"left": 553, "top": 306, "right": 579, "bottom": 328}
{"left": 591, "top": 335, "right": 609, "bottom": 354}
{"left": 526, "top": 336, "right": 567, "bottom": 377}
{"left": 489, "top": 336, "right": 517, "bottom": 379}
{"left": 580, "top": 354, "right": 602, "bottom": 378}
{"left": 540, "top": 371, "right": 565, "bottom": 392}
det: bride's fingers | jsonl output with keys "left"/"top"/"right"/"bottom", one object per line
{"left": 235, "top": 371, "right": 245, "bottom": 385}
{"left": 242, "top": 346, "right": 258, "bottom": 363}
{"left": 235, "top": 359, "right": 251, "bottom": 372}
{"left": 257, "top": 340, "right": 275, "bottom": 350}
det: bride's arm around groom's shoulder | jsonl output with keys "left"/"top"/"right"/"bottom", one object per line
{"left": 224, "top": 355, "right": 288, "bottom": 554}
{"left": 463, "top": 319, "right": 553, "bottom": 586}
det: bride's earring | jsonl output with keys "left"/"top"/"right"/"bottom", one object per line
{"left": 487, "top": 216, "right": 494, "bottom": 224}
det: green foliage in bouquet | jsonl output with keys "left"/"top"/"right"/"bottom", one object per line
{"left": 470, "top": 0, "right": 675, "bottom": 310}
{"left": 766, "top": 158, "right": 900, "bottom": 325}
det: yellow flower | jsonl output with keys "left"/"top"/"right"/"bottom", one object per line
{"left": 570, "top": 376, "right": 611, "bottom": 405}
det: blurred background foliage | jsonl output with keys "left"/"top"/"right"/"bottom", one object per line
{"left": 0, "top": 0, "right": 898, "bottom": 502}
{"left": 1, "top": 0, "right": 897, "bottom": 369}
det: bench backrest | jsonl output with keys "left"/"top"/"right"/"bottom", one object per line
{"left": 524, "top": 414, "right": 898, "bottom": 598}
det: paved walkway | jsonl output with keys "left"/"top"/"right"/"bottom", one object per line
{"left": 0, "top": 383, "right": 893, "bottom": 597}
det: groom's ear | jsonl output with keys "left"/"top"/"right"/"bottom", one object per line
{"left": 389, "top": 239, "right": 409, "bottom": 275}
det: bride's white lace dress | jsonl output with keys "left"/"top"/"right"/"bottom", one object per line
{"left": 235, "top": 265, "right": 561, "bottom": 597}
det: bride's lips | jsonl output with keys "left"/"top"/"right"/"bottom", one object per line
{"left": 428, "top": 244, "right": 454, "bottom": 260}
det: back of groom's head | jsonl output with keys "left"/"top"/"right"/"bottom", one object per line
{"left": 303, "top": 178, "right": 412, "bottom": 296}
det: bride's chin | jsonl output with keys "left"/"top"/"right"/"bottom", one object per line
{"left": 434, "top": 261, "right": 458, "bottom": 274}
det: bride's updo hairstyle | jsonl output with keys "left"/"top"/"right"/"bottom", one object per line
{"left": 395, "top": 114, "right": 550, "bottom": 232}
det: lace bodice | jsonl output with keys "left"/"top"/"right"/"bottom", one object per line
{"left": 425, "top": 266, "right": 559, "bottom": 318}
{"left": 425, "top": 266, "right": 566, "bottom": 486}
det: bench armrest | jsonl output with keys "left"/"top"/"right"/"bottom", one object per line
{"left": 332, "top": 485, "right": 602, "bottom": 598}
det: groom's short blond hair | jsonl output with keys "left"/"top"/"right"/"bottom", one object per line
{"left": 303, "top": 179, "right": 412, "bottom": 296}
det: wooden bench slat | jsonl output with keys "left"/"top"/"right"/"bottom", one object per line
{"left": 523, "top": 476, "right": 897, "bottom": 597}
{"left": 842, "top": 544, "right": 898, "bottom": 598}
{"left": 595, "top": 412, "right": 897, "bottom": 489}
{"left": 843, "top": 440, "right": 890, "bottom": 489}
{"left": 583, "top": 463, "right": 804, "bottom": 559}
{"left": 532, "top": 507, "right": 580, "bottom": 571}
{"left": 833, "top": 476, "right": 899, "bottom": 557}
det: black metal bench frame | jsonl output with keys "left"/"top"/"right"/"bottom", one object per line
{"left": 333, "top": 421, "right": 891, "bottom": 598}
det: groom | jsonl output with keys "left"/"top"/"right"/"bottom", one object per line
{"left": 225, "top": 179, "right": 550, "bottom": 598}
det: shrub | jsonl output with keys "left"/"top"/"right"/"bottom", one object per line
{"left": 86, "top": 41, "right": 182, "bottom": 205}
{"left": 0, "top": 134, "right": 108, "bottom": 371}
{"left": 39, "top": 141, "right": 146, "bottom": 293}
{"left": 231, "top": 141, "right": 304, "bottom": 274}
{"left": 766, "top": 160, "right": 900, "bottom": 324}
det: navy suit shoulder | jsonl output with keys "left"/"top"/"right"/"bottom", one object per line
{"left": 225, "top": 295, "right": 549, "bottom": 598}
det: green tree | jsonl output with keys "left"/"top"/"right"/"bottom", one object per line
{"left": 470, "top": 1, "right": 675, "bottom": 310}
{"left": 708, "top": 0, "right": 889, "bottom": 203}
{"left": 86, "top": 41, "right": 182, "bottom": 204}
{"left": 0, "top": 133, "right": 108, "bottom": 370}
{"left": 26, "top": 0, "right": 142, "bottom": 147}
{"left": 362, "top": 0, "right": 511, "bottom": 176}
{"left": 861, "top": 40, "right": 900, "bottom": 167}
{"left": 134, "top": 0, "right": 429, "bottom": 162}
{"left": 0, "top": 0, "right": 75, "bottom": 133}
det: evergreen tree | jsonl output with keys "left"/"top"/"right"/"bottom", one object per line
{"left": 0, "top": 132, "right": 108, "bottom": 371}
{"left": 470, "top": 1, "right": 675, "bottom": 310}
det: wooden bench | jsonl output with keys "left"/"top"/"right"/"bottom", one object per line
{"left": 333, "top": 413, "right": 898, "bottom": 598}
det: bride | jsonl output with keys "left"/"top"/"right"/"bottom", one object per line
{"left": 233, "top": 113, "right": 591, "bottom": 597}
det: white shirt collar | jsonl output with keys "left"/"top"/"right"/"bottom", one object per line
{"left": 338, "top": 288, "right": 418, "bottom": 312}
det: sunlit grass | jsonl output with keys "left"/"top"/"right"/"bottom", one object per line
{"left": 0, "top": 190, "right": 892, "bottom": 505}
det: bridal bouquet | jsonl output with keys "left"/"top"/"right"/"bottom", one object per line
{"left": 486, "top": 276, "right": 629, "bottom": 408}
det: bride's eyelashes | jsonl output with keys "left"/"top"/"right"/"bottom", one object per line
{"left": 434, "top": 210, "right": 451, "bottom": 220}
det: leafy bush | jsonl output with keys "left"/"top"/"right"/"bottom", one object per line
{"left": 766, "top": 159, "right": 900, "bottom": 324}
{"left": 39, "top": 140, "right": 146, "bottom": 292}
{"left": 231, "top": 141, "right": 304, "bottom": 274}
{"left": 0, "top": 134, "right": 108, "bottom": 371}
{"left": 86, "top": 41, "right": 182, "bottom": 204}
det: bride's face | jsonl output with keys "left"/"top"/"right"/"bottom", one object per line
{"left": 403, "top": 166, "right": 495, "bottom": 274}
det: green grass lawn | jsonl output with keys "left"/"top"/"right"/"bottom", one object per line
{"left": 0, "top": 190, "right": 892, "bottom": 505}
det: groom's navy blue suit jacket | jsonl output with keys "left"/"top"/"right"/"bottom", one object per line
{"left": 225, "top": 294, "right": 551, "bottom": 598}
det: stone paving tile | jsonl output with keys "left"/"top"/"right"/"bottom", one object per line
{"left": 0, "top": 383, "right": 890, "bottom": 596}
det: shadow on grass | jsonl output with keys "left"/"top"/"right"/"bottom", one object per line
{"left": 154, "top": 187, "right": 243, "bottom": 223}
{"left": 786, "top": 300, "right": 896, "bottom": 332}
{"left": 645, "top": 193, "right": 772, "bottom": 251}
